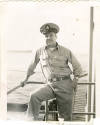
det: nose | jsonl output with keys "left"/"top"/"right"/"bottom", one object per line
{"left": 46, "top": 35, "right": 52, "bottom": 40}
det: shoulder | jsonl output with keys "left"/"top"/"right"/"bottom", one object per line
{"left": 35, "top": 46, "right": 45, "bottom": 55}
{"left": 58, "top": 44, "right": 71, "bottom": 54}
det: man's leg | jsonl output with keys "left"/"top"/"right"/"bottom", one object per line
{"left": 55, "top": 79, "right": 74, "bottom": 121}
{"left": 56, "top": 93, "right": 73, "bottom": 121}
{"left": 26, "top": 85, "right": 55, "bottom": 120}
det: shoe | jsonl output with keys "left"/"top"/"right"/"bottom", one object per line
{"left": 24, "top": 113, "right": 34, "bottom": 121}
{"left": 25, "top": 116, "right": 35, "bottom": 121}
{"left": 58, "top": 118, "right": 64, "bottom": 122}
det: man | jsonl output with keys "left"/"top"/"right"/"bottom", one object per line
{"left": 21, "top": 23, "right": 82, "bottom": 121}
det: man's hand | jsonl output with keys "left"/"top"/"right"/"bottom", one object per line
{"left": 20, "top": 75, "right": 30, "bottom": 87}
{"left": 20, "top": 80, "right": 27, "bottom": 87}
{"left": 73, "top": 77, "right": 78, "bottom": 92}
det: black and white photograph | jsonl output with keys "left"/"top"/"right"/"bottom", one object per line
{"left": 0, "top": 1, "right": 100, "bottom": 124}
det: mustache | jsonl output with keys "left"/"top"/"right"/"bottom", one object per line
{"left": 46, "top": 39, "right": 53, "bottom": 42}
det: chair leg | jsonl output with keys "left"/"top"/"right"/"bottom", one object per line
{"left": 45, "top": 100, "right": 48, "bottom": 121}
{"left": 44, "top": 99, "right": 58, "bottom": 121}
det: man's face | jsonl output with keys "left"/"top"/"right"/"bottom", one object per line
{"left": 45, "top": 32, "right": 57, "bottom": 46}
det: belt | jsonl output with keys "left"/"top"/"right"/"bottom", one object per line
{"left": 49, "top": 76, "right": 70, "bottom": 82}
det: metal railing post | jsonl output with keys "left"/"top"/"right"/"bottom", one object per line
{"left": 88, "top": 7, "right": 94, "bottom": 121}
{"left": 93, "top": 65, "right": 96, "bottom": 118}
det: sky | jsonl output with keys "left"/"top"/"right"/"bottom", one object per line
{"left": 3, "top": 2, "right": 90, "bottom": 55}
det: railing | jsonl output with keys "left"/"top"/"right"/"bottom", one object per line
{"left": 43, "top": 82, "right": 96, "bottom": 121}
{"left": 7, "top": 81, "right": 96, "bottom": 121}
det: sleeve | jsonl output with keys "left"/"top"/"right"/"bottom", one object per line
{"left": 67, "top": 49, "right": 82, "bottom": 77}
{"left": 27, "top": 49, "right": 40, "bottom": 77}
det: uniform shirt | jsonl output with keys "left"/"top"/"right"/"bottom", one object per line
{"left": 27, "top": 43, "right": 82, "bottom": 80}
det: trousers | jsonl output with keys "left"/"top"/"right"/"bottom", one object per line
{"left": 26, "top": 78, "right": 74, "bottom": 121}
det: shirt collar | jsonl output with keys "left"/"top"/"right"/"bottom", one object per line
{"left": 45, "top": 42, "right": 59, "bottom": 50}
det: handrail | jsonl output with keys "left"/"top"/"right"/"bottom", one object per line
{"left": 77, "top": 82, "right": 95, "bottom": 85}
{"left": 7, "top": 73, "right": 88, "bottom": 95}
{"left": 7, "top": 81, "right": 44, "bottom": 95}
{"left": 40, "top": 110, "right": 95, "bottom": 115}
{"left": 7, "top": 81, "right": 95, "bottom": 95}
{"left": 27, "top": 81, "right": 95, "bottom": 85}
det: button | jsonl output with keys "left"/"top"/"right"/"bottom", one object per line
{"left": 53, "top": 78, "right": 57, "bottom": 82}
{"left": 60, "top": 78, "right": 63, "bottom": 80}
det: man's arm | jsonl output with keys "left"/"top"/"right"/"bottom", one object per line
{"left": 67, "top": 49, "right": 82, "bottom": 78}
{"left": 67, "top": 49, "right": 83, "bottom": 92}
{"left": 21, "top": 50, "right": 40, "bottom": 87}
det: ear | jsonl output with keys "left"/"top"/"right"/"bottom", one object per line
{"left": 45, "top": 34, "right": 48, "bottom": 38}
{"left": 55, "top": 34, "right": 57, "bottom": 38}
